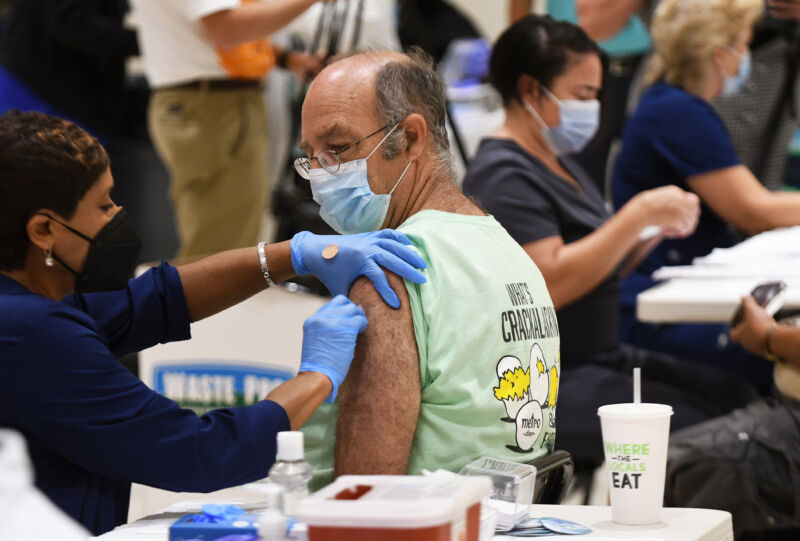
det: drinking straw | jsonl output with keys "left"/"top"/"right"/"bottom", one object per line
{"left": 633, "top": 367, "right": 641, "bottom": 404}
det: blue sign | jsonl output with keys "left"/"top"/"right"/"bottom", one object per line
{"left": 153, "top": 361, "right": 295, "bottom": 414}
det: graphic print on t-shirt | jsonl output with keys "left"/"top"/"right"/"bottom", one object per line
{"left": 494, "top": 282, "right": 560, "bottom": 454}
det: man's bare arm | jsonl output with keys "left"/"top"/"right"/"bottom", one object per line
{"left": 509, "top": 0, "right": 533, "bottom": 23}
{"left": 576, "top": 0, "right": 646, "bottom": 41}
{"left": 334, "top": 273, "right": 421, "bottom": 475}
{"left": 201, "top": 0, "right": 318, "bottom": 49}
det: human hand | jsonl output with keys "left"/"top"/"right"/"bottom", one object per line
{"left": 768, "top": 0, "right": 800, "bottom": 20}
{"left": 298, "top": 295, "right": 368, "bottom": 403}
{"left": 290, "top": 229, "right": 427, "bottom": 309}
{"left": 635, "top": 185, "right": 700, "bottom": 239}
{"left": 285, "top": 51, "right": 324, "bottom": 81}
{"left": 730, "top": 295, "right": 776, "bottom": 356}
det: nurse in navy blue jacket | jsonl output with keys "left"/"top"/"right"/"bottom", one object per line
{"left": 0, "top": 111, "right": 428, "bottom": 535}
{"left": 612, "top": 0, "right": 800, "bottom": 392}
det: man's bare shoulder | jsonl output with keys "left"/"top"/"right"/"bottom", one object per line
{"left": 335, "top": 267, "right": 420, "bottom": 475}
{"left": 349, "top": 272, "right": 412, "bottom": 317}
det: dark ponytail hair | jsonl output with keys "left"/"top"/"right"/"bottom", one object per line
{"left": 490, "top": 14, "right": 603, "bottom": 105}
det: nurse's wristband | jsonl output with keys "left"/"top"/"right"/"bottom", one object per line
{"left": 257, "top": 241, "right": 276, "bottom": 288}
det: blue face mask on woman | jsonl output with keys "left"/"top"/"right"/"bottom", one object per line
{"left": 523, "top": 86, "right": 600, "bottom": 156}
{"left": 721, "top": 47, "right": 751, "bottom": 97}
{"left": 309, "top": 123, "right": 413, "bottom": 234}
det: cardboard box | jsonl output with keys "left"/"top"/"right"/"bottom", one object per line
{"left": 169, "top": 510, "right": 259, "bottom": 540}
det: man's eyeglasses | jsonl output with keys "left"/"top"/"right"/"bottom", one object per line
{"left": 294, "top": 122, "right": 395, "bottom": 180}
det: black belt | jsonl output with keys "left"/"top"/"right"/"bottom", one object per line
{"left": 163, "top": 79, "right": 263, "bottom": 91}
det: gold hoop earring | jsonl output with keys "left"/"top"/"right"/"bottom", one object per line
{"left": 44, "top": 249, "right": 54, "bottom": 267}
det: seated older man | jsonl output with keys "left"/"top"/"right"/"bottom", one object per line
{"left": 300, "top": 49, "right": 560, "bottom": 488}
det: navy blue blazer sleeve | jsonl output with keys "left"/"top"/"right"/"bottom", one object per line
{"left": 14, "top": 302, "right": 290, "bottom": 492}
{"left": 64, "top": 263, "right": 191, "bottom": 358}
{"left": 9, "top": 264, "right": 291, "bottom": 493}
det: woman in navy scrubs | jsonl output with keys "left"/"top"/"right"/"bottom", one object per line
{"left": 0, "top": 110, "right": 427, "bottom": 535}
{"left": 612, "top": 0, "right": 800, "bottom": 392}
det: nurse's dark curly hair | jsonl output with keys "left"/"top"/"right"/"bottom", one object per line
{"left": 490, "top": 14, "right": 603, "bottom": 106}
{"left": 0, "top": 110, "right": 109, "bottom": 271}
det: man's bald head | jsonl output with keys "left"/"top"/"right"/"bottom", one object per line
{"left": 309, "top": 50, "right": 409, "bottom": 95}
{"left": 304, "top": 51, "right": 402, "bottom": 130}
{"left": 303, "top": 48, "right": 453, "bottom": 169}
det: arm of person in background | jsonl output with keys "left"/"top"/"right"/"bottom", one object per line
{"left": 768, "top": 0, "right": 800, "bottom": 20}
{"left": 731, "top": 295, "right": 800, "bottom": 367}
{"left": 202, "top": 0, "right": 333, "bottom": 50}
{"left": 522, "top": 185, "right": 699, "bottom": 309}
{"left": 44, "top": 0, "right": 138, "bottom": 59}
{"left": 688, "top": 165, "right": 800, "bottom": 236}
{"left": 334, "top": 272, "right": 421, "bottom": 475}
{"left": 509, "top": 0, "right": 533, "bottom": 23}
{"left": 575, "top": 0, "right": 647, "bottom": 41}
{"left": 273, "top": 44, "right": 324, "bottom": 82}
{"left": 617, "top": 233, "right": 664, "bottom": 277}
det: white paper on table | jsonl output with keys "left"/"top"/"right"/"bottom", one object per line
{"left": 652, "top": 262, "right": 800, "bottom": 281}
{"left": 162, "top": 499, "right": 261, "bottom": 513}
{"left": 131, "top": 522, "right": 172, "bottom": 534}
{"left": 494, "top": 537, "right": 665, "bottom": 541}
{"left": 694, "top": 227, "right": 800, "bottom": 264}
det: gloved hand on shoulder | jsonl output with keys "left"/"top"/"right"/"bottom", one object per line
{"left": 291, "top": 229, "right": 427, "bottom": 309}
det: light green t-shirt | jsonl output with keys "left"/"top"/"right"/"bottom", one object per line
{"left": 303, "top": 210, "right": 561, "bottom": 489}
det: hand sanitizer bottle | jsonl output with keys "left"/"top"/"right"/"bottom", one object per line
{"left": 259, "top": 509, "right": 287, "bottom": 541}
{"left": 258, "top": 482, "right": 286, "bottom": 540}
{"left": 268, "top": 431, "right": 312, "bottom": 518}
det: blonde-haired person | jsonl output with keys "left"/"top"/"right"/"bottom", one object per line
{"left": 611, "top": 0, "right": 800, "bottom": 393}
{"left": 644, "top": 0, "right": 763, "bottom": 91}
{"left": 575, "top": 0, "right": 800, "bottom": 192}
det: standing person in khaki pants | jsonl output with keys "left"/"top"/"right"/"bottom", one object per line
{"left": 132, "top": 0, "right": 324, "bottom": 257}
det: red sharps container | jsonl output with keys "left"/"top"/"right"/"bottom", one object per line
{"left": 297, "top": 474, "right": 492, "bottom": 541}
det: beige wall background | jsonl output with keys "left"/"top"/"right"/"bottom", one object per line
{"left": 448, "top": 0, "right": 546, "bottom": 42}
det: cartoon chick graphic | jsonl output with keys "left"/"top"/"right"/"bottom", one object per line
{"left": 494, "top": 356, "right": 530, "bottom": 420}
{"left": 529, "top": 344, "right": 549, "bottom": 407}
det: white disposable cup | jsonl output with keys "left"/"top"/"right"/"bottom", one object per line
{"left": 597, "top": 403, "right": 673, "bottom": 525}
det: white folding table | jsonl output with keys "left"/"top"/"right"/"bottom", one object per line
{"left": 636, "top": 227, "right": 800, "bottom": 323}
{"left": 94, "top": 497, "right": 732, "bottom": 541}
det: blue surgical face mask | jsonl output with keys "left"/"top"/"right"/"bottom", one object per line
{"left": 523, "top": 86, "right": 600, "bottom": 156}
{"left": 309, "top": 123, "right": 412, "bottom": 234}
{"left": 721, "top": 47, "right": 751, "bottom": 97}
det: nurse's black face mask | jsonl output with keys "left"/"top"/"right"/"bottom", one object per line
{"left": 36, "top": 208, "right": 142, "bottom": 293}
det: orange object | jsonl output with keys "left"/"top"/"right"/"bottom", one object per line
{"left": 298, "top": 475, "right": 492, "bottom": 541}
{"left": 215, "top": 0, "right": 275, "bottom": 79}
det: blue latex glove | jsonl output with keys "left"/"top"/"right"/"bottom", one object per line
{"left": 290, "top": 229, "right": 427, "bottom": 309}
{"left": 194, "top": 504, "right": 246, "bottom": 523}
{"left": 298, "top": 295, "right": 368, "bottom": 403}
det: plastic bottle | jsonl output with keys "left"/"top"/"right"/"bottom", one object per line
{"left": 268, "top": 431, "right": 312, "bottom": 518}
{"left": 258, "top": 481, "right": 287, "bottom": 540}
{"left": 258, "top": 508, "right": 287, "bottom": 541}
